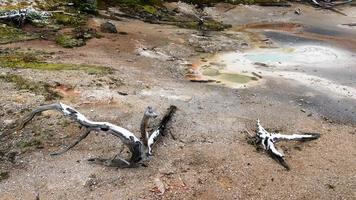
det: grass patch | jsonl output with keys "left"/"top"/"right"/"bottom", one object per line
{"left": 97, "top": 0, "right": 231, "bottom": 31}
{"left": 16, "top": 138, "right": 42, "bottom": 149}
{"left": 52, "top": 13, "right": 86, "bottom": 26}
{"left": 0, "top": 2, "right": 30, "bottom": 10}
{"left": 55, "top": 27, "right": 101, "bottom": 48}
{"left": 142, "top": 5, "right": 158, "bottom": 14}
{"left": 55, "top": 34, "right": 85, "bottom": 48}
{"left": 0, "top": 25, "right": 38, "bottom": 44}
{"left": 0, "top": 51, "right": 112, "bottom": 75}
{"left": 97, "top": 0, "right": 163, "bottom": 8}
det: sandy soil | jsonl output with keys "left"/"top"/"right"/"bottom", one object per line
{"left": 0, "top": 3, "right": 355, "bottom": 200}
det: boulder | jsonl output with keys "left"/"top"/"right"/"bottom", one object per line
{"left": 100, "top": 21, "right": 118, "bottom": 33}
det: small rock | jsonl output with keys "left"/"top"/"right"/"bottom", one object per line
{"left": 153, "top": 177, "right": 165, "bottom": 195}
{"left": 0, "top": 171, "right": 10, "bottom": 181}
{"left": 295, "top": 8, "right": 301, "bottom": 15}
{"left": 100, "top": 21, "right": 118, "bottom": 33}
{"left": 118, "top": 91, "right": 128, "bottom": 96}
{"left": 241, "top": 42, "right": 248, "bottom": 47}
{"left": 84, "top": 174, "right": 98, "bottom": 188}
{"left": 326, "top": 184, "right": 335, "bottom": 190}
{"left": 294, "top": 146, "right": 302, "bottom": 151}
{"left": 3, "top": 119, "right": 14, "bottom": 126}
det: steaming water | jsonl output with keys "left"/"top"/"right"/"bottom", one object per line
{"left": 201, "top": 44, "right": 356, "bottom": 99}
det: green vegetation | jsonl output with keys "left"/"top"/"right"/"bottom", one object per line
{"left": 55, "top": 27, "right": 101, "bottom": 48}
{"left": 55, "top": 34, "right": 85, "bottom": 48}
{"left": 142, "top": 5, "right": 158, "bottom": 14}
{"left": 96, "top": 0, "right": 232, "bottom": 31}
{"left": 0, "top": 50, "right": 112, "bottom": 75}
{"left": 97, "top": 0, "right": 163, "bottom": 8}
{"left": 0, "top": 0, "right": 287, "bottom": 46}
{"left": 0, "top": 2, "right": 30, "bottom": 10}
{"left": 52, "top": 13, "right": 86, "bottom": 26}
{"left": 16, "top": 138, "right": 42, "bottom": 149}
{"left": 73, "top": 0, "right": 98, "bottom": 14}
{"left": 0, "top": 25, "right": 38, "bottom": 44}
{"left": 99, "top": 0, "right": 163, "bottom": 18}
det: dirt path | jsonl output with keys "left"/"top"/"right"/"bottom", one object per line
{"left": 1, "top": 3, "right": 355, "bottom": 200}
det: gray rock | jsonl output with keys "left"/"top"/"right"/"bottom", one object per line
{"left": 100, "top": 21, "right": 118, "bottom": 33}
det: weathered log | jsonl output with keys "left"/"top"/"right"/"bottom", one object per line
{"left": 254, "top": 119, "right": 320, "bottom": 170}
{"left": 15, "top": 102, "right": 177, "bottom": 168}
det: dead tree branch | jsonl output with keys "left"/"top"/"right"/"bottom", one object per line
{"left": 49, "top": 127, "right": 91, "bottom": 156}
{"left": 15, "top": 102, "right": 177, "bottom": 168}
{"left": 342, "top": 22, "right": 356, "bottom": 26}
{"left": 309, "top": 0, "right": 352, "bottom": 16}
{"left": 253, "top": 119, "right": 320, "bottom": 170}
{"left": 147, "top": 105, "right": 177, "bottom": 155}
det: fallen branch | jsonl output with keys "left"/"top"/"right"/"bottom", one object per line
{"left": 223, "top": 5, "right": 236, "bottom": 13}
{"left": 325, "top": 7, "right": 347, "bottom": 16}
{"left": 309, "top": 0, "right": 352, "bottom": 16}
{"left": 311, "top": 0, "right": 353, "bottom": 7}
{"left": 252, "top": 119, "right": 320, "bottom": 170}
{"left": 252, "top": 72, "right": 263, "bottom": 79}
{"left": 49, "top": 127, "right": 91, "bottom": 156}
{"left": 342, "top": 22, "right": 356, "bottom": 26}
{"left": 15, "top": 102, "right": 177, "bottom": 168}
{"left": 147, "top": 105, "right": 177, "bottom": 154}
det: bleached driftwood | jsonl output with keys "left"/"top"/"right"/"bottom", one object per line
{"left": 309, "top": 0, "right": 353, "bottom": 16}
{"left": 16, "top": 102, "right": 177, "bottom": 168}
{"left": 254, "top": 119, "right": 320, "bottom": 170}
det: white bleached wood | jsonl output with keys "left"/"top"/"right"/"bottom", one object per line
{"left": 255, "top": 119, "right": 320, "bottom": 170}
{"left": 16, "top": 102, "right": 176, "bottom": 168}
